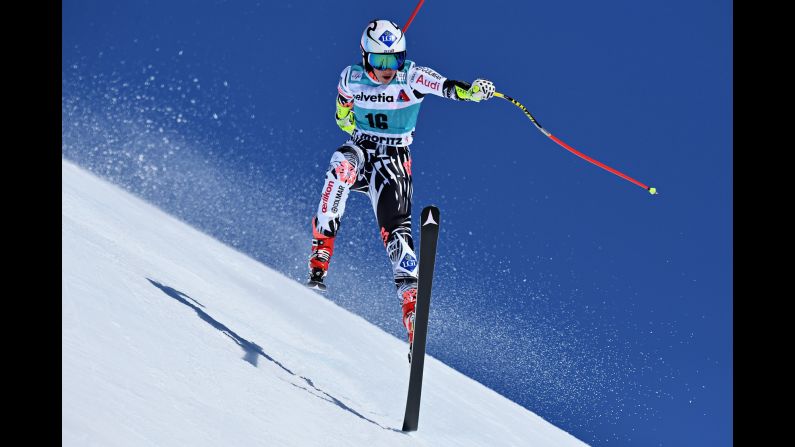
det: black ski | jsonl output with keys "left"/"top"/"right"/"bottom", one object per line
{"left": 402, "top": 205, "right": 440, "bottom": 432}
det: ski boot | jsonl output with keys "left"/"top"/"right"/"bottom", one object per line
{"left": 306, "top": 228, "right": 335, "bottom": 291}
{"left": 306, "top": 267, "right": 328, "bottom": 291}
{"left": 402, "top": 287, "right": 417, "bottom": 363}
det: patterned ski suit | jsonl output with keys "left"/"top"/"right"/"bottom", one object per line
{"left": 313, "top": 59, "right": 473, "bottom": 302}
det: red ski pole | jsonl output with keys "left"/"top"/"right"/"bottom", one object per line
{"left": 495, "top": 92, "right": 658, "bottom": 195}
{"left": 402, "top": 0, "right": 426, "bottom": 32}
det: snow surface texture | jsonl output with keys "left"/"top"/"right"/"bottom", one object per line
{"left": 62, "top": 159, "right": 588, "bottom": 446}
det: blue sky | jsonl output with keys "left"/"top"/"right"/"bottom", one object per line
{"left": 62, "top": 1, "right": 732, "bottom": 445}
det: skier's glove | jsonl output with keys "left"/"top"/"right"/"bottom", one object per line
{"left": 455, "top": 79, "right": 496, "bottom": 102}
{"left": 335, "top": 102, "right": 355, "bottom": 135}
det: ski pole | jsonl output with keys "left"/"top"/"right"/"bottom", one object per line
{"left": 402, "top": 0, "right": 426, "bottom": 32}
{"left": 494, "top": 92, "right": 658, "bottom": 195}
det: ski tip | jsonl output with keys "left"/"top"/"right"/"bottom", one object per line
{"left": 421, "top": 206, "right": 440, "bottom": 227}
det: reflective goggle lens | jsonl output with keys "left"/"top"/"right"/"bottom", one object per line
{"left": 368, "top": 52, "right": 406, "bottom": 70}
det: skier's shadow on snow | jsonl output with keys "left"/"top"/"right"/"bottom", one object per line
{"left": 147, "top": 278, "right": 403, "bottom": 433}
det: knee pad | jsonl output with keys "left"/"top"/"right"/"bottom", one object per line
{"left": 328, "top": 145, "right": 364, "bottom": 185}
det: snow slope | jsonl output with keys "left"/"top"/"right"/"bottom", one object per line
{"left": 62, "top": 159, "right": 588, "bottom": 446}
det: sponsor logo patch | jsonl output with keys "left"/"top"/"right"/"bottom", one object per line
{"left": 417, "top": 67, "right": 443, "bottom": 80}
{"left": 400, "top": 253, "right": 417, "bottom": 272}
{"left": 397, "top": 90, "right": 411, "bottom": 102}
{"left": 351, "top": 71, "right": 363, "bottom": 81}
{"left": 331, "top": 185, "right": 345, "bottom": 213}
{"left": 415, "top": 74, "right": 440, "bottom": 90}
{"left": 379, "top": 30, "right": 396, "bottom": 47}
{"left": 320, "top": 180, "right": 335, "bottom": 213}
{"left": 355, "top": 133, "right": 404, "bottom": 146}
{"left": 354, "top": 92, "right": 394, "bottom": 102}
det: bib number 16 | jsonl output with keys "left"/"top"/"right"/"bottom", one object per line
{"left": 365, "top": 113, "right": 388, "bottom": 130}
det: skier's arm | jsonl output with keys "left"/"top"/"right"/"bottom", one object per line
{"left": 446, "top": 79, "right": 496, "bottom": 102}
{"left": 409, "top": 65, "right": 495, "bottom": 102}
{"left": 335, "top": 67, "right": 355, "bottom": 135}
{"left": 335, "top": 93, "right": 355, "bottom": 135}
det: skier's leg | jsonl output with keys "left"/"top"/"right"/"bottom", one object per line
{"left": 307, "top": 143, "right": 366, "bottom": 288}
{"left": 368, "top": 147, "right": 418, "bottom": 342}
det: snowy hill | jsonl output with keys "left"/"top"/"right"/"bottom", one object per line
{"left": 62, "top": 159, "right": 588, "bottom": 446}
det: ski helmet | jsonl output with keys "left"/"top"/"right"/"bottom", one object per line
{"left": 360, "top": 19, "right": 406, "bottom": 72}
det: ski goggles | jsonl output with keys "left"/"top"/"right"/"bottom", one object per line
{"left": 367, "top": 51, "right": 406, "bottom": 71}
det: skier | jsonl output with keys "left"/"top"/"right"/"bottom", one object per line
{"left": 306, "top": 19, "right": 495, "bottom": 356}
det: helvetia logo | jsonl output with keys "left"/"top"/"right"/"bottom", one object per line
{"left": 354, "top": 92, "right": 394, "bottom": 102}
{"left": 397, "top": 90, "right": 411, "bottom": 102}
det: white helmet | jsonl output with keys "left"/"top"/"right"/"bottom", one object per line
{"left": 360, "top": 19, "right": 406, "bottom": 71}
{"left": 361, "top": 19, "right": 405, "bottom": 54}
